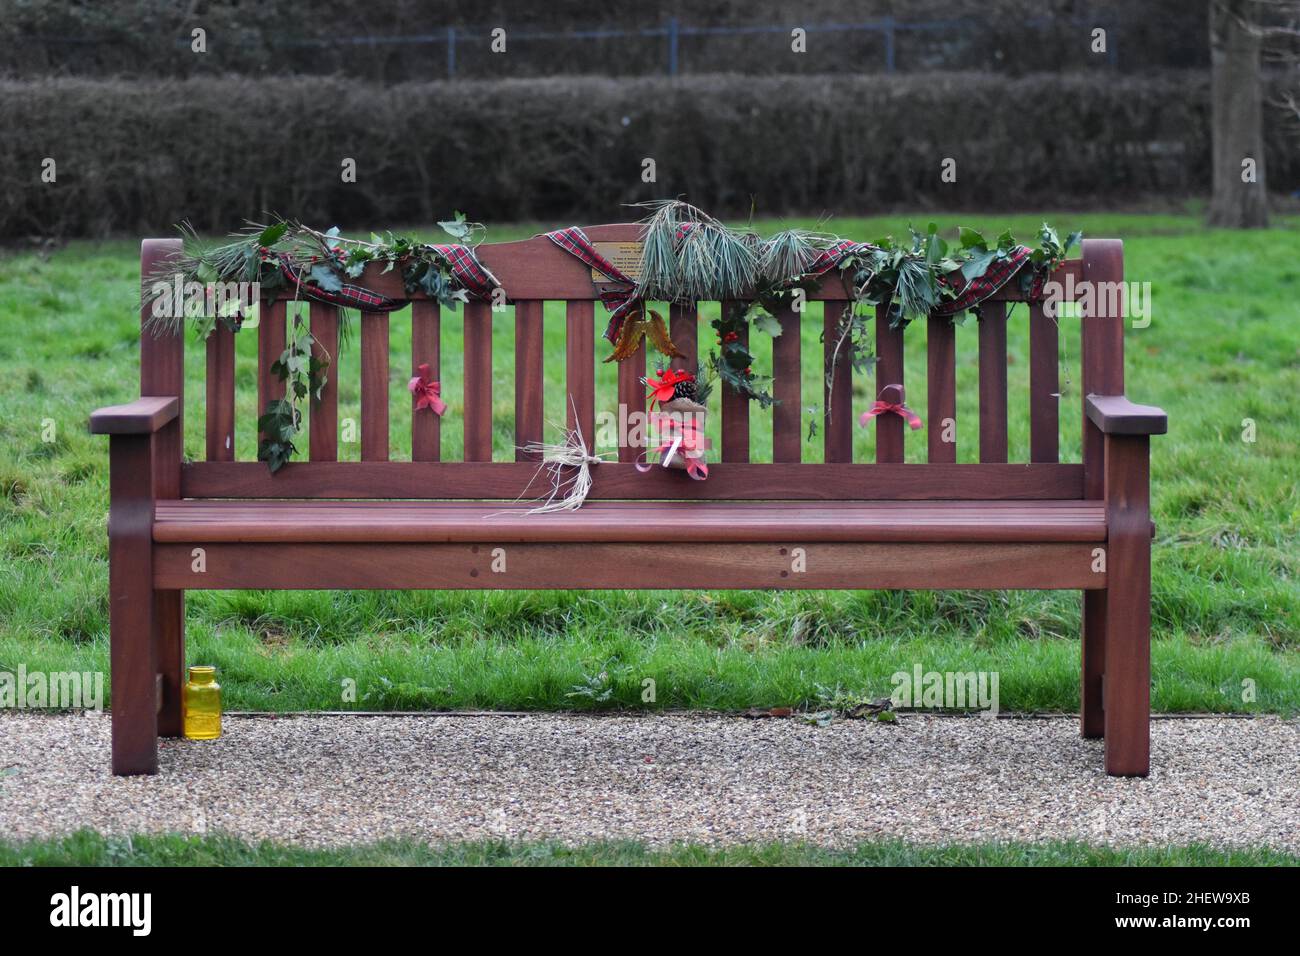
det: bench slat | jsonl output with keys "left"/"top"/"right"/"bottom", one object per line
{"left": 668, "top": 302, "right": 697, "bottom": 373}
{"left": 154, "top": 499, "right": 1106, "bottom": 544}
{"left": 565, "top": 299, "right": 596, "bottom": 444}
{"left": 309, "top": 303, "right": 338, "bottom": 461}
{"left": 513, "top": 300, "right": 544, "bottom": 461}
{"left": 1029, "top": 301, "right": 1059, "bottom": 463}
{"left": 411, "top": 300, "right": 440, "bottom": 461}
{"left": 205, "top": 324, "right": 235, "bottom": 461}
{"left": 181, "top": 460, "right": 1085, "bottom": 501}
{"left": 359, "top": 311, "right": 389, "bottom": 461}
{"left": 155, "top": 541, "right": 1105, "bottom": 591}
{"left": 824, "top": 301, "right": 854, "bottom": 463}
{"left": 463, "top": 300, "right": 493, "bottom": 461}
{"left": 978, "top": 302, "right": 1009, "bottom": 463}
{"left": 256, "top": 300, "right": 287, "bottom": 449}
{"left": 616, "top": 332, "right": 645, "bottom": 463}
{"left": 772, "top": 306, "right": 802, "bottom": 463}
{"left": 719, "top": 300, "right": 750, "bottom": 462}
{"left": 875, "top": 305, "right": 905, "bottom": 463}
{"left": 926, "top": 315, "right": 956, "bottom": 463}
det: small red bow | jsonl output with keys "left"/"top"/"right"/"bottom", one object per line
{"left": 646, "top": 368, "right": 694, "bottom": 408}
{"left": 860, "top": 384, "right": 922, "bottom": 430}
{"left": 408, "top": 363, "right": 447, "bottom": 415}
{"left": 637, "top": 411, "right": 711, "bottom": 480}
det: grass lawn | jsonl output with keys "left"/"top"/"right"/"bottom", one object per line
{"left": 3, "top": 830, "right": 1296, "bottom": 866}
{"left": 1, "top": 209, "right": 1297, "bottom": 715}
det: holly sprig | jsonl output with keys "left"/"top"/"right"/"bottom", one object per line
{"left": 257, "top": 322, "right": 329, "bottom": 473}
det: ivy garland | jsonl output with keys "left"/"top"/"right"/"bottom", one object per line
{"left": 145, "top": 204, "right": 1078, "bottom": 472}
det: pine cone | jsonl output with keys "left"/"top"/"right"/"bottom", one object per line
{"left": 672, "top": 378, "right": 698, "bottom": 402}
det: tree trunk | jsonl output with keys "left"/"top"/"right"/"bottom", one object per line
{"left": 1208, "top": 0, "right": 1269, "bottom": 228}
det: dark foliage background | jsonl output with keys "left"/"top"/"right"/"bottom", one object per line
{"left": 6, "top": 71, "right": 1294, "bottom": 240}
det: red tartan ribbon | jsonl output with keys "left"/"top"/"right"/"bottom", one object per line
{"left": 860, "top": 384, "right": 922, "bottom": 431}
{"left": 636, "top": 411, "right": 711, "bottom": 481}
{"left": 543, "top": 227, "right": 641, "bottom": 342}
{"left": 934, "top": 245, "right": 1041, "bottom": 315}
{"left": 273, "top": 246, "right": 495, "bottom": 312}
{"left": 408, "top": 363, "right": 447, "bottom": 415}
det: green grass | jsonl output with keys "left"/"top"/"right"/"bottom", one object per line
{"left": 3, "top": 830, "right": 1295, "bottom": 866}
{"left": 1, "top": 210, "right": 1297, "bottom": 715}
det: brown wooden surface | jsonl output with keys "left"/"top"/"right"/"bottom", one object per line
{"left": 138, "top": 239, "right": 184, "bottom": 741}
{"left": 616, "top": 338, "right": 646, "bottom": 463}
{"left": 359, "top": 311, "right": 390, "bottom": 461}
{"left": 155, "top": 498, "right": 1105, "bottom": 545}
{"left": 514, "top": 300, "right": 544, "bottom": 461}
{"left": 181, "top": 461, "right": 1086, "bottom": 501}
{"left": 874, "top": 305, "right": 905, "bottom": 463}
{"left": 978, "top": 302, "right": 1009, "bottom": 463}
{"left": 1085, "top": 394, "right": 1168, "bottom": 435}
{"left": 108, "top": 434, "right": 159, "bottom": 773}
{"left": 309, "top": 303, "right": 339, "bottom": 461}
{"left": 1103, "top": 433, "right": 1152, "bottom": 776}
{"left": 824, "top": 302, "right": 854, "bottom": 462}
{"left": 1079, "top": 239, "right": 1126, "bottom": 750}
{"left": 772, "top": 307, "right": 801, "bottom": 463}
{"left": 1028, "top": 302, "right": 1059, "bottom": 463}
{"left": 463, "top": 300, "right": 493, "bottom": 461}
{"left": 205, "top": 324, "right": 235, "bottom": 461}
{"left": 668, "top": 302, "right": 697, "bottom": 373}
{"left": 155, "top": 541, "right": 1104, "bottom": 591}
{"left": 410, "top": 300, "right": 441, "bottom": 462}
{"left": 719, "top": 300, "right": 750, "bottom": 462}
{"left": 926, "top": 315, "right": 957, "bottom": 464}
{"left": 89, "top": 396, "right": 178, "bottom": 435}
{"left": 565, "top": 299, "right": 596, "bottom": 443}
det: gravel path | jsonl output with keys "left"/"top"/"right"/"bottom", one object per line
{"left": 2, "top": 712, "right": 1296, "bottom": 849}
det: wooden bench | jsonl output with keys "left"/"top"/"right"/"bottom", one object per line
{"left": 90, "top": 228, "right": 1166, "bottom": 777}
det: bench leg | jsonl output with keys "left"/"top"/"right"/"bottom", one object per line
{"left": 1080, "top": 591, "right": 1106, "bottom": 738}
{"left": 108, "top": 434, "right": 159, "bottom": 775}
{"left": 155, "top": 591, "right": 185, "bottom": 738}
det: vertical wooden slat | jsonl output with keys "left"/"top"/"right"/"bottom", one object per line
{"left": 926, "top": 314, "right": 956, "bottom": 463}
{"left": 514, "top": 300, "right": 544, "bottom": 461}
{"left": 359, "top": 311, "right": 390, "bottom": 461}
{"left": 874, "top": 304, "right": 905, "bottom": 463}
{"left": 463, "top": 300, "right": 493, "bottom": 461}
{"left": 719, "top": 300, "right": 750, "bottom": 462}
{"left": 411, "top": 301, "right": 441, "bottom": 461}
{"left": 139, "top": 238, "right": 183, "bottom": 742}
{"left": 309, "top": 303, "right": 338, "bottom": 461}
{"left": 257, "top": 300, "right": 287, "bottom": 431}
{"left": 978, "top": 302, "right": 1008, "bottom": 463}
{"left": 772, "top": 306, "right": 801, "bottom": 463}
{"left": 205, "top": 324, "right": 235, "bottom": 461}
{"left": 617, "top": 337, "right": 646, "bottom": 463}
{"left": 822, "top": 301, "right": 853, "bottom": 462}
{"left": 669, "top": 302, "right": 698, "bottom": 373}
{"left": 565, "top": 299, "right": 596, "bottom": 444}
{"left": 1079, "top": 239, "right": 1126, "bottom": 742}
{"left": 1029, "top": 302, "right": 1060, "bottom": 463}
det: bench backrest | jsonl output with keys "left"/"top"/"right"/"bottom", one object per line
{"left": 139, "top": 226, "right": 1126, "bottom": 502}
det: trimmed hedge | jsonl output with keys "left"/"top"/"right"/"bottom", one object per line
{"left": 0, "top": 71, "right": 1292, "bottom": 240}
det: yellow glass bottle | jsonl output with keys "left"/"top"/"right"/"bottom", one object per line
{"left": 183, "top": 666, "right": 221, "bottom": 740}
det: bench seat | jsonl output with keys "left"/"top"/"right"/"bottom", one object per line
{"left": 153, "top": 499, "right": 1107, "bottom": 544}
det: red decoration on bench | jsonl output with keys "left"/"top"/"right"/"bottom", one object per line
{"left": 638, "top": 408, "right": 711, "bottom": 480}
{"left": 409, "top": 363, "right": 447, "bottom": 416}
{"left": 860, "top": 384, "right": 922, "bottom": 431}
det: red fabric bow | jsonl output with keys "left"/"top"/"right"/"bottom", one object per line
{"left": 637, "top": 411, "right": 711, "bottom": 480}
{"left": 860, "top": 384, "right": 922, "bottom": 430}
{"left": 408, "top": 363, "right": 447, "bottom": 415}
{"left": 645, "top": 369, "right": 694, "bottom": 408}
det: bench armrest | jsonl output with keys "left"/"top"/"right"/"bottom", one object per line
{"left": 89, "top": 396, "right": 179, "bottom": 435}
{"left": 1085, "top": 394, "right": 1167, "bottom": 436}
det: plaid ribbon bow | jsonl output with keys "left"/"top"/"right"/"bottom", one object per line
{"left": 934, "top": 245, "right": 1041, "bottom": 315}
{"left": 543, "top": 227, "right": 641, "bottom": 342}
